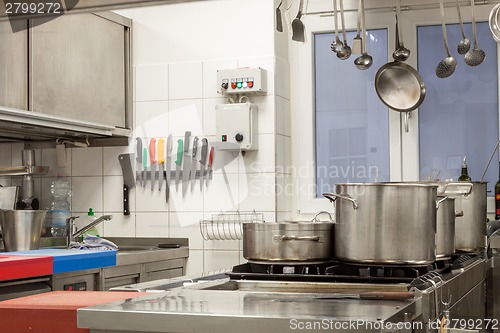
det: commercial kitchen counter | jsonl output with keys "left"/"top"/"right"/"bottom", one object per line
{"left": 78, "top": 278, "right": 418, "bottom": 333}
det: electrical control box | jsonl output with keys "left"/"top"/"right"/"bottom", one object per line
{"left": 216, "top": 102, "right": 258, "bottom": 151}
{"left": 217, "top": 68, "right": 267, "bottom": 95}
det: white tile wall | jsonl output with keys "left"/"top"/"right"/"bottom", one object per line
{"left": 2, "top": 1, "right": 292, "bottom": 279}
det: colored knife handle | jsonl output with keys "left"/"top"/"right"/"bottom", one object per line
{"left": 208, "top": 146, "right": 214, "bottom": 168}
{"left": 200, "top": 138, "right": 208, "bottom": 165}
{"left": 167, "top": 134, "right": 173, "bottom": 154}
{"left": 158, "top": 138, "right": 165, "bottom": 164}
{"left": 149, "top": 138, "right": 157, "bottom": 163}
{"left": 175, "top": 139, "right": 184, "bottom": 166}
{"left": 184, "top": 131, "right": 191, "bottom": 154}
{"left": 143, "top": 148, "right": 148, "bottom": 169}
{"left": 136, "top": 137, "right": 142, "bottom": 163}
{"left": 192, "top": 137, "right": 199, "bottom": 158}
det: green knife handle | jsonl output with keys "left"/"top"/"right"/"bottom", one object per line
{"left": 143, "top": 148, "right": 148, "bottom": 168}
{"left": 175, "top": 139, "right": 184, "bottom": 166}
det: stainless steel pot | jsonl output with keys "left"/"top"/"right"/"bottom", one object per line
{"left": 324, "top": 182, "right": 438, "bottom": 265}
{"left": 449, "top": 182, "right": 487, "bottom": 252}
{"left": 242, "top": 221, "right": 334, "bottom": 262}
{"left": 436, "top": 196, "right": 457, "bottom": 258}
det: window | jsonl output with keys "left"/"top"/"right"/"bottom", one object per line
{"left": 417, "top": 22, "right": 499, "bottom": 194}
{"left": 314, "top": 29, "right": 390, "bottom": 197}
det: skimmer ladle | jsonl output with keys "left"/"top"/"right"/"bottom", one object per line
{"left": 465, "top": 0, "right": 486, "bottom": 66}
{"left": 455, "top": 0, "right": 470, "bottom": 55}
{"left": 436, "top": 0, "right": 456, "bottom": 78}
{"left": 354, "top": 0, "right": 372, "bottom": 70}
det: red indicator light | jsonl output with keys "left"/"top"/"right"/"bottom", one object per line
{"left": 231, "top": 82, "right": 237, "bottom": 89}
{"left": 248, "top": 81, "right": 254, "bottom": 88}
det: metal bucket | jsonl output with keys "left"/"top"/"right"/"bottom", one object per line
{"left": 0, "top": 210, "right": 47, "bottom": 251}
{"left": 324, "top": 182, "right": 438, "bottom": 265}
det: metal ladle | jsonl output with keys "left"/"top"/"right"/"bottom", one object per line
{"left": 354, "top": 0, "right": 372, "bottom": 70}
{"left": 455, "top": 0, "right": 470, "bottom": 55}
{"left": 465, "top": 0, "right": 486, "bottom": 66}
{"left": 392, "top": 0, "right": 410, "bottom": 62}
{"left": 336, "top": 0, "right": 351, "bottom": 60}
{"left": 436, "top": 0, "right": 456, "bottom": 78}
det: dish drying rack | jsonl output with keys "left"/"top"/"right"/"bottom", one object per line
{"left": 200, "top": 211, "right": 264, "bottom": 240}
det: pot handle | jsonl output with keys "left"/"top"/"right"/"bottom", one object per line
{"left": 274, "top": 235, "right": 324, "bottom": 243}
{"left": 312, "top": 211, "right": 334, "bottom": 223}
{"left": 441, "top": 182, "right": 473, "bottom": 197}
{"left": 455, "top": 210, "right": 464, "bottom": 217}
{"left": 323, "top": 192, "right": 359, "bottom": 210}
{"left": 436, "top": 196, "right": 448, "bottom": 209}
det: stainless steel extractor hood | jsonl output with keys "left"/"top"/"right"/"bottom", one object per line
{"left": 0, "top": 105, "right": 118, "bottom": 143}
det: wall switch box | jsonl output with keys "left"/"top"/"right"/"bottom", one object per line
{"left": 216, "top": 102, "right": 258, "bottom": 151}
{"left": 217, "top": 67, "right": 267, "bottom": 95}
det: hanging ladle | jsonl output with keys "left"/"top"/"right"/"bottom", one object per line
{"left": 464, "top": 0, "right": 486, "bottom": 66}
{"left": 354, "top": 0, "right": 373, "bottom": 70}
{"left": 435, "top": 0, "right": 457, "bottom": 78}
{"left": 392, "top": 0, "right": 410, "bottom": 62}
{"left": 455, "top": 0, "right": 470, "bottom": 55}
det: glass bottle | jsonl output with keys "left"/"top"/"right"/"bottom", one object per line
{"left": 458, "top": 156, "right": 472, "bottom": 181}
{"left": 495, "top": 162, "right": 500, "bottom": 220}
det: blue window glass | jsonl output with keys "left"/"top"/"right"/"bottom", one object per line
{"left": 418, "top": 22, "right": 498, "bottom": 194}
{"left": 314, "top": 29, "right": 390, "bottom": 197}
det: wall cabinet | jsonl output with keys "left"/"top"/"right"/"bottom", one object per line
{"left": 0, "top": 12, "right": 132, "bottom": 142}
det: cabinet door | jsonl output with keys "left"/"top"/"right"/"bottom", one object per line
{"left": 0, "top": 21, "right": 28, "bottom": 110}
{"left": 30, "top": 13, "right": 126, "bottom": 128}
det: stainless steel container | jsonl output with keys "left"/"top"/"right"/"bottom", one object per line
{"left": 453, "top": 182, "right": 487, "bottom": 252}
{"left": 243, "top": 222, "right": 334, "bottom": 262}
{"left": 324, "top": 182, "right": 438, "bottom": 265}
{"left": 0, "top": 210, "right": 47, "bottom": 251}
{"left": 436, "top": 196, "right": 456, "bottom": 258}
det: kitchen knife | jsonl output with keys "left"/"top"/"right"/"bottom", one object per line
{"left": 181, "top": 131, "right": 192, "bottom": 197}
{"left": 142, "top": 148, "right": 148, "bottom": 189}
{"left": 135, "top": 137, "right": 142, "bottom": 187}
{"left": 175, "top": 139, "right": 183, "bottom": 192}
{"left": 149, "top": 138, "right": 157, "bottom": 191}
{"left": 314, "top": 291, "right": 415, "bottom": 301}
{"left": 204, "top": 146, "right": 214, "bottom": 188}
{"left": 199, "top": 138, "right": 208, "bottom": 191}
{"left": 118, "top": 153, "right": 135, "bottom": 216}
{"left": 190, "top": 136, "right": 199, "bottom": 192}
{"left": 166, "top": 134, "right": 173, "bottom": 202}
{"left": 157, "top": 138, "right": 165, "bottom": 191}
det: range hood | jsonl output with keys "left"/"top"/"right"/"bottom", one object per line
{"left": 0, "top": 0, "right": 211, "bottom": 19}
{"left": 0, "top": 106, "right": 123, "bottom": 143}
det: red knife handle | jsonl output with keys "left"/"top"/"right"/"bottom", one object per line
{"left": 208, "top": 146, "right": 214, "bottom": 168}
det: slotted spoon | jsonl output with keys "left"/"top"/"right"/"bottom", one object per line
{"left": 435, "top": 0, "right": 457, "bottom": 78}
{"left": 464, "top": 0, "right": 486, "bottom": 66}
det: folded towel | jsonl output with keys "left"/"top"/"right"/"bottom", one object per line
{"left": 69, "top": 235, "right": 118, "bottom": 251}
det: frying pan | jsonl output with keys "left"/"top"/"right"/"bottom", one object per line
{"left": 374, "top": 0, "right": 426, "bottom": 112}
{"left": 375, "top": 61, "right": 426, "bottom": 112}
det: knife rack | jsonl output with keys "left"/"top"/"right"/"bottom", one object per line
{"left": 200, "top": 211, "right": 264, "bottom": 241}
{"left": 136, "top": 170, "right": 213, "bottom": 180}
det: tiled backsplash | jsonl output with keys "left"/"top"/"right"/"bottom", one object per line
{"left": 1, "top": 1, "right": 291, "bottom": 277}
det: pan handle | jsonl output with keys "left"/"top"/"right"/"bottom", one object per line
{"left": 323, "top": 192, "right": 358, "bottom": 209}
{"left": 274, "top": 235, "right": 324, "bottom": 242}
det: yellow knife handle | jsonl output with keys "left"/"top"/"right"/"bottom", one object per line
{"left": 158, "top": 138, "right": 165, "bottom": 164}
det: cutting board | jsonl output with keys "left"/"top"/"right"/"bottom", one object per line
{"left": 7, "top": 249, "right": 116, "bottom": 274}
{"left": 0, "top": 255, "right": 53, "bottom": 281}
{"left": 0, "top": 291, "right": 149, "bottom": 333}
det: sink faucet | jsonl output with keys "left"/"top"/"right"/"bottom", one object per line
{"left": 66, "top": 215, "right": 113, "bottom": 247}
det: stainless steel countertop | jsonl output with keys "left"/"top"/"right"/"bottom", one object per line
{"left": 78, "top": 278, "right": 418, "bottom": 333}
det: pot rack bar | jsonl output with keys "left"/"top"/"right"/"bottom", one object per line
{"left": 303, "top": 0, "right": 498, "bottom": 16}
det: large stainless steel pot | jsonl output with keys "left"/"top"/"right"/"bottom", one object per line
{"left": 436, "top": 196, "right": 458, "bottom": 258}
{"left": 243, "top": 221, "right": 334, "bottom": 262}
{"left": 447, "top": 182, "right": 487, "bottom": 252}
{"left": 324, "top": 182, "right": 438, "bottom": 265}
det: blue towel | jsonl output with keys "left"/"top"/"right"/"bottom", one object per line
{"left": 69, "top": 235, "right": 118, "bottom": 250}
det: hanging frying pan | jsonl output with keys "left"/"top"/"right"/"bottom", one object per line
{"left": 374, "top": 0, "right": 426, "bottom": 112}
